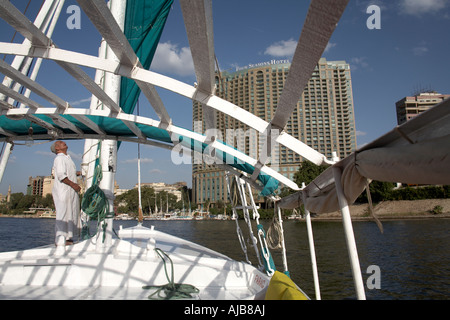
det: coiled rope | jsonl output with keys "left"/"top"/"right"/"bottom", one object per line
{"left": 267, "top": 212, "right": 283, "bottom": 250}
{"left": 143, "top": 248, "right": 199, "bottom": 300}
{"left": 80, "top": 145, "right": 115, "bottom": 241}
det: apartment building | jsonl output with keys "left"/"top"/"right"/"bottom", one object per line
{"left": 396, "top": 92, "right": 450, "bottom": 125}
{"left": 192, "top": 58, "right": 357, "bottom": 206}
{"left": 27, "top": 176, "right": 46, "bottom": 196}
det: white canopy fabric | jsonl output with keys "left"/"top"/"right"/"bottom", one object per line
{"left": 278, "top": 97, "right": 450, "bottom": 214}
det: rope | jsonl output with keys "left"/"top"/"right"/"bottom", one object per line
{"left": 267, "top": 212, "right": 283, "bottom": 250}
{"left": 365, "top": 180, "right": 384, "bottom": 234}
{"left": 225, "top": 173, "right": 251, "bottom": 264}
{"left": 257, "top": 224, "right": 276, "bottom": 275}
{"left": 235, "top": 177, "right": 263, "bottom": 270}
{"left": 80, "top": 145, "right": 115, "bottom": 241}
{"left": 143, "top": 248, "right": 199, "bottom": 300}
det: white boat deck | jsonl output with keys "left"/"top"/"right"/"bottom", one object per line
{"left": 0, "top": 225, "right": 269, "bottom": 300}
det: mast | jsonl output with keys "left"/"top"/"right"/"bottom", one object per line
{"left": 82, "top": 0, "right": 126, "bottom": 250}
{"left": 182, "top": 196, "right": 185, "bottom": 214}
{"left": 0, "top": 0, "right": 65, "bottom": 184}
{"left": 99, "top": 0, "right": 126, "bottom": 249}
{"left": 136, "top": 95, "right": 143, "bottom": 223}
{"left": 188, "top": 192, "right": 191, "bottom": 216}
{"left": 137, "top": 142, "right": 143, "bottom": 223}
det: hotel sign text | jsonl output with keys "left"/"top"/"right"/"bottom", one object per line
{"left": 235, "top": 59, "right": 290, "bottom": 71}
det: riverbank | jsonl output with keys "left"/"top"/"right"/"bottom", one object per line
{"left": 1, "top": 199, "right": 450, "bottom": 221}
{"left": 312, "top": 198, "right": 450, "bottom": 221}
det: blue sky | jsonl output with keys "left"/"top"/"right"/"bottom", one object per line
{"left": 0, "top": 0, "right": 449, "bottom": 195}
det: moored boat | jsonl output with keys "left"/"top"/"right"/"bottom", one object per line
{"left": 38, "top": 210, "right": 56, "bottom": 218}
{"left": 0, "top": 0, "right": 448, "bottom": 301}
{"left": 0, "top": 224, "right": 286, "bottom": 300}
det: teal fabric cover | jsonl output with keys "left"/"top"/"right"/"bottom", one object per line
{"left": 120, "top": 0, "right": 174, "bottom": 115}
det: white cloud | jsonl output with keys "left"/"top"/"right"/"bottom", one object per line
{"left": 35, "top": 150, "right": 81, "bottom": 161}
{"left": 149, "top": 168, "right": 164, "bottom": 174}
{"left": 412, "top": 46, "right": 429, "bottom": 56}
{"left": 264, "top": 39, "right": 335, "bottom": 58}
{"left": 68, "top": 151, "right": 82, "bottom": 161}
{"left": 324, "top": 42, "right": 337, "bottom": 53}
{"left": 69, "top": 97, "right": 91, "bottom": 106}
{"left": 399, "top": 0, "right": 447, "bottom": 15}
{"left": 264, "top": 38, "right": 297, "bottom": 57}
{"left": 151, "top": 42, "right": 195, "bottom": 77}
{"left": 355, "top": 130, "right": 367, "bottom": 137}
{"left": 349, "top": 57, "right": 370, "bottom": 71}
{"left": 121, "top": 157, "right": 154, "bottom": 164}
{"left": 7, "top": 155, "right": 17, "bottom": 163}
{"left": 35, "top": 150, "right": 53, "bottom": 157}
{"left": 357, "top": 142, "right": 368, "bottom": 149}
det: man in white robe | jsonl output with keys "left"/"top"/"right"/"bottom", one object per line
{"left": 51, "top": 141, "right": 81, "bottom": 245}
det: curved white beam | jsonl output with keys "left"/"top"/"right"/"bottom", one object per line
{"left": 271, "top": 0, "right": 349, "bottom": 130}
{"left": 0, "top": 2, "right": 123, "bottom": 114}
{"left": 250, "top": 0, "right": 349, "bottom": 180}
{"left": 0, "top": 106, "right": 298, "bottom": 190}
{"left": 180, "top": 0, "right": 217, "bottom": 135}
{"left": 0, "top": 42, "right": 326, "bottom": 168}
{"left": 76, "top": 0, "right": 171, "bottom": 125}
{"left": 180, "top": 0, "right": 215, "bottom": 94}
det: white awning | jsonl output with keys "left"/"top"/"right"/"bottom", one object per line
{"left": 278, "top": 97, "right": 450, "bottom": 213}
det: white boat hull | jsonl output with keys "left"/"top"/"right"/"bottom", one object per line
{"left": 0, "top": 225, "right": 270, "bottom": 300}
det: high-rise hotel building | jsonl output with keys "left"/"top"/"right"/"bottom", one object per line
{"left": 395, "top": 92, "right": 450, "bottom": 125}
{"left": 192, "top": 58, "right": 357, "bottom": 207}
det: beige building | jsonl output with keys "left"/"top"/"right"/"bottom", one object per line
{"left": 133, "top": 182, "right": 185, "bottom": 202}
{"left": 28, "top": 169, "right": 78, "bottom": 197}
{"left": 42, "top": 176, "right": 54, "bottom": 197}
{"left": 396, "top": 92, "right": 450, "bottom": 125}
{"left": 27, "top": 176, "right": 47, "bottom": 196}
{"left": 192, "top": 58, "right": 357, "bottom": 206}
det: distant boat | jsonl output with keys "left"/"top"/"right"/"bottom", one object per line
{"left": 38, "top": 210, "right": 56, "bottom": 219}
{"left": 115, "top": 213, "right": 134, "bottom": 220}
{"left": 163, "top": 213, "right": 173, "bottom": 220}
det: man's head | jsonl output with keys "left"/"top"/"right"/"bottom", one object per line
{"left": 50, "top": 141, "right": 68, "bottom": 155}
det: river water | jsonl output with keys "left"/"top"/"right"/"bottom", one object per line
{"left": 0, "top": 217, "right": 448, "bottom": 300}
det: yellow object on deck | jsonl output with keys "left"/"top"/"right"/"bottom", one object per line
{"left": 265, "top": 271, "right": 309, "bottom": 300}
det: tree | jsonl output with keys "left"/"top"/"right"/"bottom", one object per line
{"left": 35, "top": 194, "right": 54, "bottom": 209}
{"left": 203, "top": 199, "right": 210, "bottom": 212}
{"left": 294, "top": 160, "right": 328, "bottom": 186}
{"left": 115, "top": 188, "right": 139, "bottom": 213}
{"left": 115, "top": 187, "right": 157, "bottom": 214}
{"left": 17, "top": 194, "right": 36, "bottom": 211}
{"left": 355, "top": 180, "right": 396, "bottom": 203}
{"left": 278, "top": 161, "right": 328, "bottom": 197}
{"left": 114, "top": 186, "right": 181, "bottom": 215}
{"left": 43, "top": 194, "right": 55, "bottom": 209}
{"left": 368, "top": 180, "right": 396, "bottom": 202}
